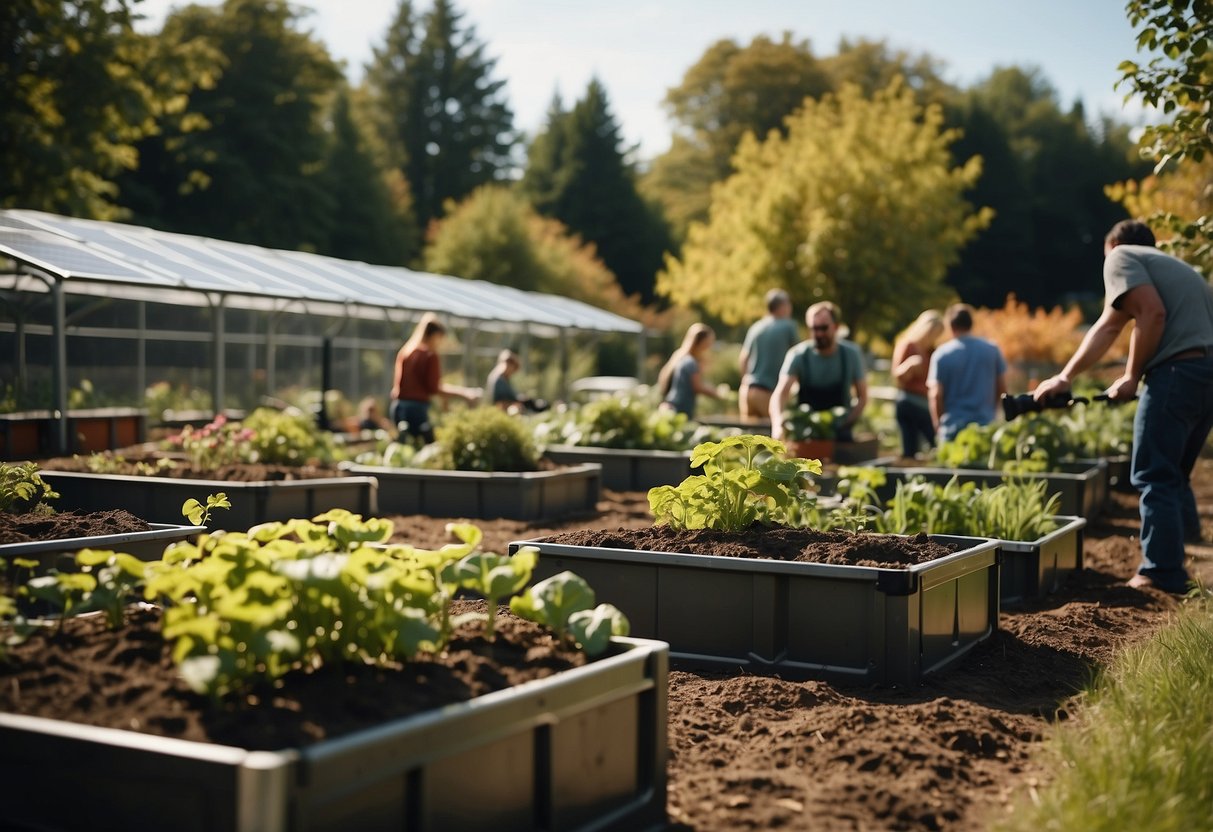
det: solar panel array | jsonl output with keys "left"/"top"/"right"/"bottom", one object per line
{"left": 0, "top": 209, "right": 642, "bottom": 334}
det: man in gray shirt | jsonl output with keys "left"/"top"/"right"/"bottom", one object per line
{"left": 739, "top": 289, "right": 799, "bottom": 420}
{"left": 1035, "top": 220, "right": 1213, "bottom": 593}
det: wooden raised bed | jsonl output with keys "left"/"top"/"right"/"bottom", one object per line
{"left": 0, "top": 637, "right": 669, "bottom": 832}
{"left": 343, "top": 462, "right": 601, "bottom": 521}
{"left": 0, "top": 407, "right": 147, "bottom": 460}
{"left": 510, "top": 533, "right": 999, "bottom": 686}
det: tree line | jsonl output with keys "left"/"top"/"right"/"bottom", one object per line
{"left": 4, "top": 0, "right": 1201, "bottom": 344}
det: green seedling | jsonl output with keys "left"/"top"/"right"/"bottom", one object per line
{"left": 510, "top": 570, "right": 629, "bottom": 656}
{"left": 182, "top": 492, "right": 231, "bottom": 527}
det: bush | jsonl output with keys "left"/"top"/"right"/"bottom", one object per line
{"left": 430, "top": 407, "right": 540, "bottom": 472}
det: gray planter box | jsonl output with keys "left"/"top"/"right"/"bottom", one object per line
{"left": 874, "top": 459, "right": 1109, "bottom": 519}
{"left": 0, "top": 523, "right": 200, "bottom": 574}
{"left": 511, "top": 533, "right": 999, "bottom": 686}
{"left": 0, "top": 637, "right": 669, "bottom": 832}
{"left": 38, "top": 471, "right": 378, "bottom": 530}
{"left": 996, "top": 515, "right": 1085, "bottom": 604}
{"left": 344, "top": 463, "right": 600, "bottom": 521}
{"left": 542, "top": 445, "right": 694, "bottom": 492}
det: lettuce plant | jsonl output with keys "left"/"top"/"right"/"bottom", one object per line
{"left": 648, "top": 435, "right": 823, "bottom": 531}
{"left": 510, "top": 571, "right": 629, "bottom": 657}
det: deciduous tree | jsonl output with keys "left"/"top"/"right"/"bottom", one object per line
{"left": 0, "top": 0, "right": 210, "bottom": 219}
{"left": 658, "top": 80, "right": 991, "bottom": 341}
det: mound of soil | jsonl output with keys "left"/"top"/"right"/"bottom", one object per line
{"left": 538, "top": 525, "right": 959, "bottom": 567}
{"left": 0, "top": 509, "right": 151, "bottom": 544}
{"left": 0, "top": 601, "right": 585, "bottom": 751}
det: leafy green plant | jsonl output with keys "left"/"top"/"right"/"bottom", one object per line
{"left": 426, "top": 406, "right": 540, "bottom": 472}
{"left": 0, "top": 463, "right": 59, "bottom": 515}
{"left": 182, "top": 492, "right": 231, "bottom": 527}
{"left": 532, "top": 396, "right": 720, "bottom": 452}
{"left": 510, "top": 571, "right": 630, "bottom": 656}
{"left": 648, "top": 435, "right": 823, "bottom": 531}
{"left": 782, "top": 404, "right": 848, "bottom": 441}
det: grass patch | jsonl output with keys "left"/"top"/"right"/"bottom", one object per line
{"left": 999, "top": 598, "right": 1213, "bottom": 832}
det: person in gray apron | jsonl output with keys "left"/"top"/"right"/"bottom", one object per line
{"left": 769, "top": 301, "right": 867, "bottom": 443}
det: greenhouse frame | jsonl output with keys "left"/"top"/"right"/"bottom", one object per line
{"left": 0, "top": 209, "right": 646, "bottom": 452}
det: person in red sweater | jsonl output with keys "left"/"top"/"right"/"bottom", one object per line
{"left": 390, "top": 313, "right": 476, "bottom": 443}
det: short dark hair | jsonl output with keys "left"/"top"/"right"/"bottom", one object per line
{"left": 765, "top": 288, "right": 791, "bottom": 313}
{"left": 1105, "top": 220, "right": 1156, "bottom": 248}
{"left": 946, "top": 303, "right": 973, "bottom": 332}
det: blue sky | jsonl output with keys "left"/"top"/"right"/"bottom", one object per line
{"left": 136, "top": 0, "right": 1146, "bottom": 159}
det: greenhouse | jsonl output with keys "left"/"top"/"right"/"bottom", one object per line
{"left": 0, "top": 209, "right": 644, "bottom": 452}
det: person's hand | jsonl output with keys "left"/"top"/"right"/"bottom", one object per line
{"left": 1104, "top": 373, "right": 1139, "bottom": 402}
{"left": 1033, "top": 374, "right": 1071, "bottom": 401}
{"left": 715, "top": 382, "right": 732, "bottom": 400}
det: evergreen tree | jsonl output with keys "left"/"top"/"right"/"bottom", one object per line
{"left": 319, "top": 89, "right": 419, "bottom": 265}
{"left": 366, "top": 0, "right": 516, "bottom": 235}
{"left": 520, "top": 78, "right": 670, "bottom": 300}
{"left": 119, "top": 0, "right": 341, "bottom": 250}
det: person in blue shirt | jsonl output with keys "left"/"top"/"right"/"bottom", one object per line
{"left": 486, "top": 349, "right": 548, "bottom": 413}
{"left": 927, "top": 303, "right": 1007, "bottom": 442}
{"left": 739, "top": 289, "right": 800, "bottom": 421}
{"left": 658, "top": 323, "right": 725, "bottom": 419}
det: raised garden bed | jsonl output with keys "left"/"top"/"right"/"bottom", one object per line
{"left": 37, "top": 469, "right": 378, "bottom": 529}
{"left": 788, "top": 436, "right": 882, "bottom": 465}
{"left": 542, "top": 445, "right": 694, "bottom": 492}
{"left": 0, "top": 608, "right": 669, "bottom": 832}
{"left": 344, "top": 462, "right": 600, "bottom": 521}
{"left": 0, "top": 407, "right": 146, "bottom": 459}
{"left": 1103, "top": 453, "right": 1133, "bottom": 492}
{"left": 511, "top": 527, "right": 999, "bottom": 685}
{"left": 0, "top": 518, "right": 199, "bottom": 571}
{"left": 997, "top": 515, "right": 1085, "bottom": 603}
{"left": 871, "top": 459, "right": 1109, "bottom": 519}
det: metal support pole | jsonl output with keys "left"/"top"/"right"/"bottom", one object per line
{"left": 51, "top": 279, "right": 68, "bottom": 453}
{"left": 136, "top": 301, "right": 146, "bottom": 405}
{"left": 210, "top": 295, "right": 226, "bottom": 416}
{"left": 559, "top": 327, "right": 570, "bottom": 401}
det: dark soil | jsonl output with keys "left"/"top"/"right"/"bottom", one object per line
{"left": 0, "top": 601, "right": 585, "bottom": 751}
{"left": 4, "top": 455, "right": 1213, "bottom": 831}
{"left": 537, "top": 526, "right": 959, "bottom": 567}
{"left": 0, "top": 508, "right": 151, "bottom": 544}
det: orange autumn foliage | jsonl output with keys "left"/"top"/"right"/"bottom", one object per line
{"left": 969, "top": 294, "right": 1130, "bottom": 368}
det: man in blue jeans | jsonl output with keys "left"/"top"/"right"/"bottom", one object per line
{"left": 1034, "top": 220, "right": 1213, "bottom": 593}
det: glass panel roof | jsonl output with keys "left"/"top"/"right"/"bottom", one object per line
{"left": 0, "top": 209, "right": 642, "bottom": 333}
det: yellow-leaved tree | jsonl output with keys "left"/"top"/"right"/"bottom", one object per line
{"left": 1106, "top": 155, "right": 1213, "bottom": 277}
{"left": 657, "top": 79, "right": 993, "bottom": 341}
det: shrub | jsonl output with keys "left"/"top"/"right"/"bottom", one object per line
{"left": 430, "top": 406, "right": 540, "bottom": 472}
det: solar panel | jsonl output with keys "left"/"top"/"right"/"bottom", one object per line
{"left": 0, "top": 208, "right": 643, "bottom": 333}
{"left": 0, "top": 228, "right": 173, "bottom": 284}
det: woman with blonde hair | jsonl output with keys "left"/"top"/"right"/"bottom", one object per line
{"left": 892, "top": 309, "right": 945, "bottom": 457}
{"left": 389, "top": 313, "right": 476, "bottom": 443}
{"left": 658, "top": 323, "right": 725, "bottom": 419}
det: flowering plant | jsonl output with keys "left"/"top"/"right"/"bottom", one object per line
{"left": 164, "top": 414, "right": 255, "bottom": 470}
